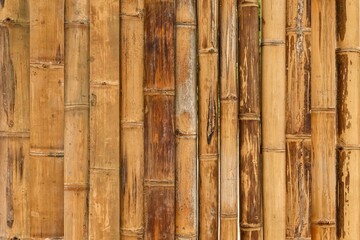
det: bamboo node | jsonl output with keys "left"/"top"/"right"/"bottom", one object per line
{"left": 261, "top": 40, "right": 285, "bottom": 46}
{"left": 144, "top": 179, "right": 175, "bottom": 187}
{"left": 0, "top": 131, "right": 30, "bottom": 138}
{"left": 199, "top": 154, "right": 218, "bottom": 161}
{"left": 64, "top": 183, "right": 89, "bottom": 191}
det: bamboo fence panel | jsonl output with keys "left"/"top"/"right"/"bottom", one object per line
{"left": 0, "top": 1, "right": 29, "bottom": 238}
{"left": 89, "top": 0, "right": 120, "bottom": 238}
{"left": 336, "top": 0, "right": 360, "bottom": 238}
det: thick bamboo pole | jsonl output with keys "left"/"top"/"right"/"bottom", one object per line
{"left": 219, "top": 0, "right": 238, "bottom": 239}
{"left": 64, "top": 0, "right": 89, "bottom": 239}
{"left": 239, "top": 0, "right": 261, "bottom": 239}
{"left": 336, "top": 0, "right": 360, "bottom": 238}
{"left": 285, "top": 0, "right": 311, "bottom": 239}
{"left": 29, "top": 1, "right": 64, "bottom": 238}
{"left": 310, "top": 0, "right": 336, "bottom": 238}
{"left": 144, "top": 0, "right": 176, "bottom": 239}
{"left": 262, "top": 0, "right": 286, "bottom": 239}
{"left": 198, "top": 0, "right": 219, "bottom": 238}
{"left": 175, "top": 0, "right": 198, "bottom": 239}
{"left": 120, "top": 0, "right": 144, "bottom": 239}
{"left": 89, "top": 0, "right": 120, "bottom": 238}
{"left": 0, "top": 1, "right": 29, "bottom": 238}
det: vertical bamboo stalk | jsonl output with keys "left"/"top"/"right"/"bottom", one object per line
{"left": 239, "top": 0, "right": 261, "bottom": 239}
{"left": 336, "top": 0, "right": 360, "bottom": 238}
{"left": 310, "top": 0, "right": 336, "bottom": 238}
{"left": 262, "top": 0, "right": 286, "bottom": 239}
{"left": 175, "top": 0, "right": 198, "bottom": 239}
{"left": 0, "top": 1, "right": 29, "bottom": 238}
{"left": 219, "top": 0, "right": 238, "bottom": 239}
{"left": 89, "top": 0, "right": 120, "bottom": 239}
{"left": 120, "top": 0, "right": 144, "bottom": 239}
{"left": 285, "top": 0, "right": 312, "bottom": 239}
{"left": 64, "top": 0, "right": 89, "bottom": 239}
{"left": 197, "top": 0, "right": 219, "bottom": 238}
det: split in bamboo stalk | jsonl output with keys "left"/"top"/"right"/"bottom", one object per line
{"left": 239, "top": 0, "right": 261, "bottom": 239}
{"left": 120, "top": 0, "right": 145, "bottom": 239}
{"left": 336, "top": 0, "right": 360, "bottom": 238}
{"left": 89, "top": 0, "right": 120, "bottom": 238}
{"left": 175, "top": 0, "right": 198, "bottom": 239}
{"left": 262, "top": 0, "right": 286, "bottom": 239}
{"left": 285, "top": 0, "right": 312, "bottom": 238}
{"left": 0, "top": 2, "right": 30, "bottom": 238}
{"left": 64, "top": 0, "right": 89, "bottom": 238}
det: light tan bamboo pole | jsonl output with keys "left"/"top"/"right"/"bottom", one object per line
{"left": 262, "top": 0, "right": 286, "bottom": 239}
{"left": 310, "top": 0, "right": 336, "bottom": 238}
{"left": 285, "top": 0, "right": 311, "bottom": 238}
{"left": 198, "top": 0, "right": 219, "bottom": 238}
{"left": 89, "top": 0, "right": 120, "bottom": 239}
{"left": 64, "top": 0, "right": 89, "bottom": 238}
{"left": 336, "top": 0, "right": 360, "bottom": 238}
{"left": 239, "top": 0, "right": 261, "bottom": 239}
{"left": 29, "top": 1, "right": 64, "bottom": 238}
{"left": 219, "top": 0, "right": 238, "bottom": 239}
{"left": 120, "top": 0, "right": 144, "bottom": 239}
{"left": 175, "top": 0, "right": 198, "bottom": 239}
{"left": 0, "top": 1, "right": 30, "bottom": 238}
{"left": 144, "top": 0, "right": 176, "bottom": 238}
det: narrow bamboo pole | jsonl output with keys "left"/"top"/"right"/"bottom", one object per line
{"left": 310, "top": 0, "right": 336, "bottom": 238}
{"left": 89, "top": 0, "right": 120, "bottom": 238}
{"left": 175, "top": 0, "right": 198, "bottom": 239}
{"left": 219, "top": 0, "right": 238, "bottom": 239}
{"left": 285, "top": 0, "right": 311, "bottom": 238}
{"left": 262, "top": 0, "right": 286, "bottom": 239}
{"left": 144, "top": 0, "right": 176, "bottom": 239}
{"left": 198, "top": 0, "right": 219, "bottom": 238}
{"left": 336, "top": 0, "right": 360, "bottom": 238}
{"left": 120, "top": 0, "right": 144, "bottom": 239}
{"left": 0, "top": 1, "right": 29, "bottom": 238}
{"left": 239, "top": 0, "right": 261, "bottom": 239}
{"left": 64, "top": 0, "right": 89, "bottom": 239}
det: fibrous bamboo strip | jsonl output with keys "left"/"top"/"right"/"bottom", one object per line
{"left": 285, "top": 0, "right": 311, "bottom": 238}
{"left": 175, "top": 0, "right": 197, "bottom": 239}
{"left": 64, "top": 0, "right": 89, "bottom": 239}
{"left": 239, "top": 0, "right": 261, "bottom": 239}
{"left": 89, "top": 0, "right": 120, "bottom": 238}
{"left": 198, "top": 0, "right": 219, "bottom": 238}
{"left": 144, "top": 0, "right": 176, "bottom": 239}
{"left": 262, "top": 0, "right": 286, "bottom": 239}
{"left": 336, "top": 0, "right": 360, "bottom": 238}
{"left": 0, "top": 1, "right": 29, "bottom": 238}
{"left": 120, "top": 0, "right": 145, "bottom": 239}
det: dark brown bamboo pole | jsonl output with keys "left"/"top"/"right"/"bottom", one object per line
{"left": 336, "top": 0, "right": 360, "bottom": 238}
{"left": 0, "top": 1, "right": 30, "bottom": 238}
{"left": 175, "top": 0, "right": 198, "bottom": 239}
{"left": 198, "top": 0, "right": 219, "bottom": 238}
{"left": 285, "top": 0, "right": 311, "bottom": 239}
{"left": 310, "top": 0, "right": 336, "bottom": 238}
{"left": 89, "top": 0, "right": 120, "bottom": 238}
{"left": 120, "top": 0, "right": 145, "bottom": 239}
{"left": 64, "top": 0, "right": 89, "bottom": 238}
{"left": 144, "top": 0, "right": 176, "bottom": 238}
{"left": 262, "top": 0, "right": 286, "bottom": 238}
{"left": 239, "top": 0, "right": 261, "bottom": 239}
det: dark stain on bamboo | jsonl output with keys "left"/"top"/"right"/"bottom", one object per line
{"left": 206, "top": 89, "right": 216, "bottom": 144}
{"left": 6, "top": 147, "right": 14, "bottom": 228}
{"left": 0, "top": 0, "right": 4, "bottom": 7}
{"left": 336, "top": 0, "right": 347, "bottom": 42}
{"left": 16, "top": 146, "right": 24, "bottom": 179}
{"left": 336, "top": 54, "right": 350, "bottom": 139}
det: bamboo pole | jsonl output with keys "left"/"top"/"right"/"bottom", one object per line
{"left": 239, "top": 0, "right": 261, "bottom": 239}
{"left": 89, "top": 0, "right": 120, "bottom": 238}
{"left": 285, "top": 0, "right": 311, "bottom": 239}
{"left": 0, "top": 1, "right": 29, "bottom": 238}
{"left": 262, "top": 0, "right": 286, "bottom": 239}
{"left": 219, "top": 0, "right": 238, "bottom": 239}
{"left": 120, "top": 0, "right": 144, "bottom": 239}
{"left": 310, "top": 0, "right": 336, "bottom": 238}
{"left": 175, "top": 0, "right": 198, "bottom": 239}
{"left": 64, "top": 0, "right": 89, "bottom": 239}
{"left": 336, "top": 0, "right": 360, "bottom": 238}
{"left": 197, "top": 0, "right": 219, "bottom": 238}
